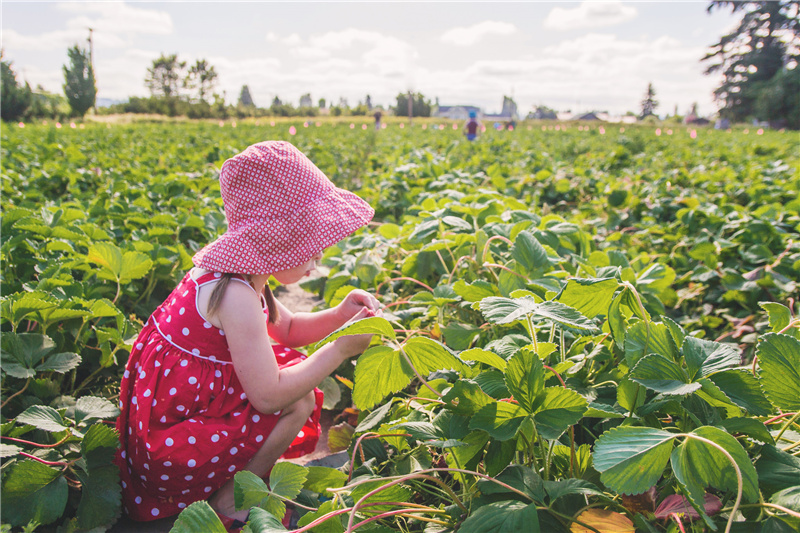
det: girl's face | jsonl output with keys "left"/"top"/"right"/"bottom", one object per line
{"left": 272, "top": 252, "right": 322, "bottom": 285}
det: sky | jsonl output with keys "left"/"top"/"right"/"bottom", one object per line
{"left": 1, "top": 1, "right": 742, "bottom": 116}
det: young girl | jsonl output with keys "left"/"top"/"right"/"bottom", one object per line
{"left": 115, "top": 141, "right": 381, "bottom": 529}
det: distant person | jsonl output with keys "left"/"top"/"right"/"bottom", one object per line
{"left": 464, "top": 110, "right": 481, "bottom": 141}
{"left": 374, "top": 110, "right": 382, "bottom": 130}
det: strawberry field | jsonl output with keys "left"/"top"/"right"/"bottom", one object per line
{"left": 2, "top": 119, "right": 799, "bottom": 533}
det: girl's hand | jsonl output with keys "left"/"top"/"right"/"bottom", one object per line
{"left": 333, "top": 306, "right": 379, "bottom": 358}
{"left": 337, "top": 289, "right": 382, "bottom": 321}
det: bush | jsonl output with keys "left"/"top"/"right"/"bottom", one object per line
{"left": 1, "top": 57, "right": 32, "bottom": 122}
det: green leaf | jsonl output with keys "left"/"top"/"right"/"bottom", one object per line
{"left": 532, "top": 300, "right": 600, "bottom": 334}
{"left": 479, "top": 296, "right": 538, "bottom": 325}
{"left": 459, "top": 348, "right": 507, "bottom": 371}
{"left": 170, "top": 501, "right": 228, "bottom": 533}
{"left": 584, "top": 402, "right": 627, "bottom": 419}
{"left": 760, "top": 302, "right": 800, "bottom": 339}
{"left": 304, "top": 466, "right": 348, "bottom": 494}
{"left": 442, "top": 379, "right": 493, "bottom": 416}
{"left": 81, "top": 423, "right": 119, "bottom": 470}
{"left": 709, "top": 370, "right": 773, "bottom": 416}
{"left": 295, "top": 500, "right": 343, "bottom": 533}
{"left": 756, "top": 333, "right": 800, "bottom": 411}
{"left": 617, "top": 377, "right": 645, "bottom": 414}
{"left": 74, "top": 396, "right": 120, "bottom": 426}
{"left": 504, "top": 349, "right": 545, "bottom": 413}
{"left": 544, "top": 478, "right": 605, "bottom": 503}
{"left": 683, "top": 337, "right": 741, "bottom": 380}
{"left": 630, "top": 354, "right": 700, "bottom": 396}
{"left": 269, "top": 461, "right": 307, "bottom": 500}
{"left": 0, "top": 443, "right": 22, "bottom": 458}
{"left": 556, "top": 278, "right": 619, "bottom": 319}
{"left": 1, "top": 333, "right": 59, "bottom": 379}
{"left": 755, "top": 445, "right": 800, "bottom": 495}
{"left": 353, "top": 346, "right": 413, "bottom": 410}
{"left": 469, "top": 401, "right": 529, "bottom": 441}
{"left": 453, "top": 279, "right": 497, "bottom": 302}
{"left": 593, "top": 426, "right": 675, "bottom": 495}
{"left": 16, "top": 405, "right": 68, "bottom": 433}
{"left": 75, "top": 464, "right": 121, "bottom": 530}
{"left": 532, "top": 387, "right": 588, "bottom": 440}
{"left": 485, "top": 440, "right": 518, "bottom": 477}
{"left": 671, "top": 426, "right": 760, "bottom": 519}
{"left": 316, "top": 317, "right": 396, "bottom": 349}
{"left": 234, "top": 470, "right": 280, "bottom": 518}
{"left": 719, "top": 417, "right": 774, "bottom": 445}
{"left": 1, "top": 291, "right": 57, "bottom": 327}
{"left": 0, "top": 460, "right": 68, "bottom": 527}
{"left": 36, "top": 351, "right": 81, "bottom": 374}
{"left": 478, "top": 464, "right": 545, "bottom": 503}
{"left": 442, "top": 322, "right": 480, "bottom": 350}
{"left": 770, "top": 486, "right": 800, "bottom": 512}
{"left": 245, "top": 507, "right": 290, "bottom": 532}
{"left": 512, "top": 230, "right": 549, "bottom": 276}
{"left": 624, "top": 321, "right": 677, "bottom": 367}
{"left": 403, "top": 336, "right": 466, "bottom": 375}
{"left": 459, "top": 501, "right": 540, "bottom": 533}
{"left": 350, "top": 479, "right": 412, "bottom": 513}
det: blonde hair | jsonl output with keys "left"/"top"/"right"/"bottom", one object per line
{"left": 207, "top": 273, "right": 278, "bottom": 324}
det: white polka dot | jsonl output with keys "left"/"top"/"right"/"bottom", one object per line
{"left": 214, "top": 272, "right": 222, "bottom": 278}
{"left": 230, "top": 447, "right": 238, "bottom": 455}
{"left": 240, "top": 393, "right": 247, "bottom": 400}
{"left": 138, "top": 421, "right": 143, "bottom": 430}
{"left": 228, "top": 465, "right": 236, "bottom": 472}
{"left": 182, "top": 489, "right": 190, "bottom": 495}
{"left": 136, "top": 343, "right": 143, "bottom": 350}
{"left": 205, "top": 486, "right": 213, "bottom": 493}
{"left": 273, "top": 410, "right": 282, "bottom": 416}
{"left": 211, "top": 434, "right": 220, "bottom": 442}
{"left": 180, "top": 360, "right": 188, "bottom": 367}
{"left": 222, "top": 431, "right": 228, "bottom": 436}
{"left": 178, "top": 503, "right": 187, "bottom": 509}
{"left": 166, "top": 334, "right": 172, "bottom": 341}
{"left": 241, "top": 426, "right": 247, "bottom": 433}
{"left": 252, "top": 414, "right": 260, "bottom": 423}
{"left": 215, "top": 370, "right": 222, "bottom": 378}
{"left": 160, "top": 416, "right": 167, "bottom": 423}
{"left": 204, "top": 321, "right": 213, "bottom": 329}
{"left": 192, "top": 349, "right": 200, "bottom": 356}
{"left": 219, "top": 330, "right": 225, "bottom": 336}
{"left": 161, "top": 475, "right": 169, "bottom": 481}
{"left": 211, "top": 456, "right": 219, "bottom": 463}
{"left": 209, "top": 355, "right": 217, "bottom": 362}
{"left": 166, "top": 316, "right": 172, "bottom": 323}
{"left": 122, "top": 481, "right": 127, "bottom": 488}
{"left": 131, "top": 396, "right": 137, "bottom": 405}
{"left": 179, "top": 307, "right": 186, "bottom": 315}
{"left": 256, "top": 435, "right": 264, "bottom": 443}
{"left": 188, "top": 376, "right": 197, "bottom": 385}
{"left": 182, "top": 327, "right": 190, "bottom": 336}
{"left": 154, "top": 361, "right": 161, "bottom": 367}
{"left": 165, "top": 438, "right": 174, "bottom": 446}
{"left": 164, "top": 461, "right": 172, "bottom": 467}
{"left": 172, "top": 298, "right": 177, "bottom": 304}
{"left": 169, "top": 388, "right": 177, "bottom": 396}
{"left": 151, "top": 508, "right": 160, "bottom": 517}
{"left": 135, "top": 496, "right": 142, "bottom": 504}
{"left": 177, "top": 405, "right": 185, "bottom": 412}
{"left": 228, "top": 387, "right": 235, "bottom": 394}
{"left": 298, "top": 430, "right": 305, "bottom": 438}
{"left": 188, "top": 459, "right": 196, "bottom": 467}
{"left": 143, "top": 389, "right": 151, "bottom": 398}
{"left": 139, "top": 371, "right": 146, "bottom": 379}
{"left": 185, "top": 475, "right": 193, "bottom": 481}
{"left": 156, "top": 345, "right": 163, "bottom": 352}
{"left": 121, "top": 451, "right": 127, "bottom": 458}
{"left": 159, "top": 487, "right": 166, "bottom": 491}
{"left": 233, "top": 412, "right": 241, "bottom": 417}
{"left": 209, "top": 383, "right": 215, "bottom": 390}
{"left": 188, "top": 437, "right": 196, "bottom": 446}
{"left": 208, "top": 472, "right": 215, "bottom": 478}
{"left": 119, "top": 400, "right": 124, "bottom": 408}
{"left": 164, "top": 369, "right": 170, "bottom": 376}
{"left": 124, "top": 370, "right": 130, "bottom": 379}
{"left": 182, "top": 291, "right": 189, "bottom": 297}
{"left": 152, "top": 399, "right": 157, "bottom": 407}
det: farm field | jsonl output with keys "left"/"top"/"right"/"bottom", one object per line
{"left": 2, "top": 118, "right": 800, "bottom": 532}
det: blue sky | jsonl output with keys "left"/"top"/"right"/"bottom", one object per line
{"left": 1, "top": 1, "right": 740, "bottom": 116}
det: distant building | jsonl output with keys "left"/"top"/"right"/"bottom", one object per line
{"left": 484, "top": 96, "right": 518, "bottom": 121}
{"left": 575, "top": 112, "right": 602, "bottom": 121}
{"left": 432, "top": 105, "right": 482, "bottom": 120}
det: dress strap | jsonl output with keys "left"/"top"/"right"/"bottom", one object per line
{"left": 190, "top": 270, "right": 267, "bottom": 310}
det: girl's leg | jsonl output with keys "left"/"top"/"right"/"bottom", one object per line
{"left": 209, "top": 391, "right": 316, "bottom": 520}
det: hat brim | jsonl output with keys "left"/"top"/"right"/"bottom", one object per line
{"left": 192, "top": 187, "right": 374, "bottom": 275}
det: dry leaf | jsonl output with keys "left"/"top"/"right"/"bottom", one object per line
{"left": 571, "top": 509, "right": 635, "bottom": 533}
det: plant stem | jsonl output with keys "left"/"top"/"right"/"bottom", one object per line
{"left": 526, "top": 314, "right": 539, "bottom": 353}
{"left": 2, "top": 433, "right": 72, "bottom": 449}
{"left": 483, "top": 262, "right": 527, "bottom": 280}
{"left": 1, "top": 378, "right": 31, "bottom": 409}
{"left": 350, "top": 509, "right": 449, "bottom": 532}
{"left": 774, "top": 411, "right": 800, "bottom": 443}
{"left": 481, "top": 235, "right": 514, "bottom": 263}
{"left": 397, "top": 343, "right": 443, "bottom": 399}
{"left": 723, "top": 503, "right": 800, "bottom": 519}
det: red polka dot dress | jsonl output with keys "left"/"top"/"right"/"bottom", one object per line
{"left": 115, "top": 271, "right": 323, "bottom": 521}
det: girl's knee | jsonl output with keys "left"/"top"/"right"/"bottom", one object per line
{"left": 299, "top": 391, "right": 316, "bottom": 416}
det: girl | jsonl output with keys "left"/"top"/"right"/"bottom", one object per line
{"left": 115, "top": 141, "right": 380, "bottom": 529}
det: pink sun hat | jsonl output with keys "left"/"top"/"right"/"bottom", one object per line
{"left": 192, "top": 141, "right": 374, "bottom": 274}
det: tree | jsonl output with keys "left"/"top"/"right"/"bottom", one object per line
{"left": 145, "top": 54, "right": 186, "bottom": 98}
{"left": 239, "top": 85, "right": 255, "bottom": 107}
{"left": 393, "top": 92, "right": 432, "bottom": 117}
{"left": 185, "top": 59, "right": 217, "bottom": 103}
{"left": 703, "top": 1, "right": 800, "bottom": 122}
{"left": 365, "top": 94, "right": 373, "bottom": 110}
{"left": 753, "top": 66, "right": 800, "bottom": 128}
{"left": 1, "top": 53, "right": 32, "bottom": 121}
{"left": 640, "top": 82, "right": 659, "bottom": 118}
{"left": 318, "top": 98, "right": 326, "bottom": 109}
{"left": 62, "top": 45, "right": 96, "bottom": 117}
{"left": 299, "top": 93, "right": 312, "bottom": 108}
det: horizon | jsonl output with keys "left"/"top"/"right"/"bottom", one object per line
{"left": 2, "top": 1, "right": 741, "bottom": 117}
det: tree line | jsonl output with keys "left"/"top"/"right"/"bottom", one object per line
{"left": 2, "top": 2, "right": 798, "bottom": 127}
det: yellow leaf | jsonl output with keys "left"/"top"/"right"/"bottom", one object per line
{"left": 571, "top": 509, "right": 635, "bottom": 533}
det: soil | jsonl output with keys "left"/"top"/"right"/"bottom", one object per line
{"left": 109, "top": 281, "right": 343, "bottom": 533}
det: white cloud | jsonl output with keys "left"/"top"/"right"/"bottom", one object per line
{"left": 544, "top": 1, "right": 637, "bottom": 31}
{"left": 440, "top": 21, "right": 518, "bottom": 46}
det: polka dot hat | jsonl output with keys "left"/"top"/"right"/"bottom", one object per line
{"left": 193, "top": 141, "right": 374, "bottom": 274}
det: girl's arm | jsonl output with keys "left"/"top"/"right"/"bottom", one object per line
{"left": 267, "top": 289, "right": 381, "bottom": 348}
{"left": 218, "top": 282, "right": 372, "bottom": 413}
